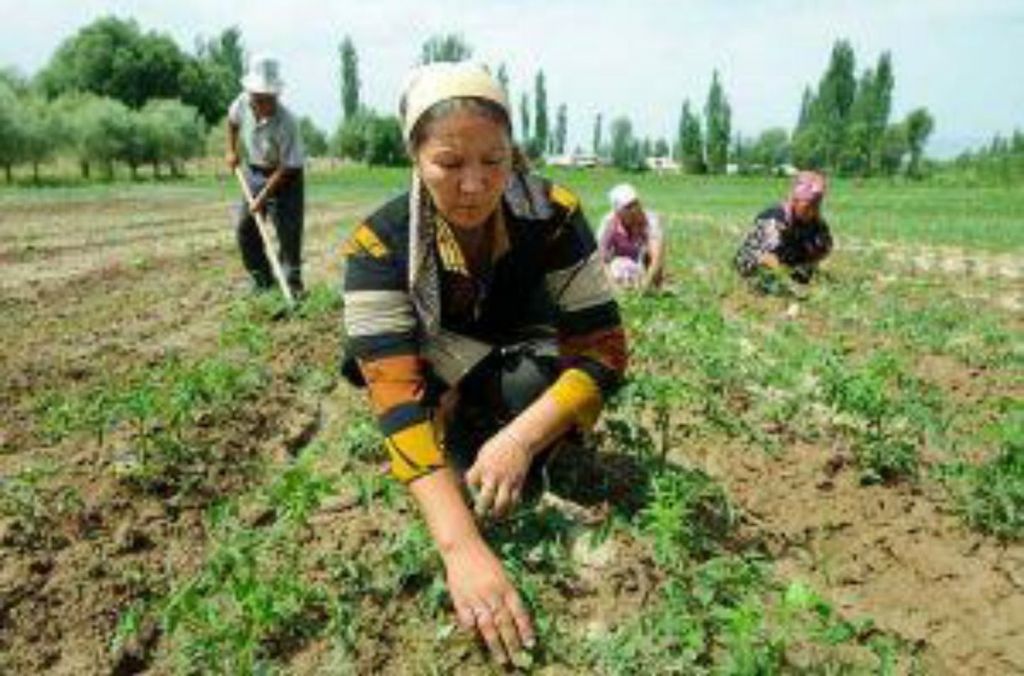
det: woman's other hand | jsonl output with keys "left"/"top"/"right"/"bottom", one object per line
{"left": 465, "top": 426, "right": 533, "bottom": 517}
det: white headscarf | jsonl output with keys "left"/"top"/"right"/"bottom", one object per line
{"left": 399, "top": 62, "right": 510, "bottom": 336}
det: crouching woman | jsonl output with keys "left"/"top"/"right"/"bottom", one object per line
{"left": 340, "top": 62, "right": 627, "bottom": 665}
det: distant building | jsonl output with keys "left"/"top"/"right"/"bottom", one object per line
{"left": 644, "top": 156, "right": 680, "bottom": 172}
{"left": 546, "top": 153, "right": 601, "bottom": 168}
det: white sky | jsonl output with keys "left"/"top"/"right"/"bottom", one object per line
{"left": 2, "top": 0, "right": 1022, "bottom": 157}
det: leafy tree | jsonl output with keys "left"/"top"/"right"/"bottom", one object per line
{"left": 867, "top": 53, "right": 894, "bottom": 172}
{"left": 178, "top": 56, "right": 233, "bottom": 125}
{"left": 879, "top": 123, "right": 908, "bottom": 176}
{"left": 136, "top": 99, "right": 205, "bottom": 177}
{"left": 791, "top": 123, "right": 827, "bottom": 170}
{"left": 36, "top": 17, "right": 241, "bottom": 126}
{"left": 749, "top": 128, "right": 790, "bottom": 170}
{"left": 37, "top": 17, "right": 187, "bottom": 109}
{"left": 18, "top": 97, "right": 66, "bottom": 181}
{"left": 205, "top": 117, "right": 228, "bottom": 161}
{"left": 363, "top": 114, "right": 406, "bottom": 166}
{"left": 677, "top": 99, "right": 704, "bottom": 174}
{"left": 66, "top": 94, "right": 135, "bottom": 179}
{"left": 496, "top": 63, "right": 509, "bottom": 97}
{"left": 845, "top": 51, "right": 895, "bottom": 175}
{"left": 299, "top": 116, "right": 328, "bottom": 156}
{"left": 334, "top": 109, "right": 406, "bottom": 166}
{"left": 946, "top": 128, "right": 1024, "bottom": 183}
{"left": 0, "top": 83, "right": 24, "bottom": 182}
{"left": 704, "top": 70, "right": 731, "bottom": 173}
{"left": 120, "top": 109, "right": 155, "bottom": 179}
{"left": 817, "top": 39, "right": 857, "bottom": 169}
{"left": 553, "top": 103, "right": 567, "bottom": 155}
{"left": 420, "top": 33, "right": 473, "bottom": 64}
{"left": 335, "top": 110, "right": 371, "bottom": 161}
{"left": 844, "top": 68, "right": 876, "bottom": 174}
{"left": 592, "top": 113, "right": 603, "bottom": 156}
{"left": 182, "top": 27, "right": 246, "bottom": 123}
{"left": 653, "top": 138, "right": 669, "bottom": 157}
{"left": 202, "top": 27, "right": 245, "bottom": 83}
{"left": 533, "top": 70, "right": 549, "bottom": 154}
{"left": 904, "top": 107, "right": 934, "bottom": 178}
{"left": 731, "top": 133, "right": 751, "bottom": 173}
{"left": 339, "top": 36, "right": 360, "bottom": 120}
{"left": 519, "top": 93, "right": 531, "bottom": 147}
{"left": 0, "top": 67, "right": 30, "bottom": 97}
{"left": 794, "top": 39, "right": 858, "bottom": 172}
{"left": 795, "top": 86, "right": 814, "bottom": 130}
{"left": 610, "top": 116, "right": 642, "bottom": 171}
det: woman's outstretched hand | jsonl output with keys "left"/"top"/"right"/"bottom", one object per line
{"left": 466, "top": 427, "right": 533, "bottom": 517}
{"left": 408, "top": 468, "right": 537, "bottom": 666}
{"left": 443, "top": 535, "right": 536, "bottom": 665}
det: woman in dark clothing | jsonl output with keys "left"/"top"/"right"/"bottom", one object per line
{"left": 341, "top": 62, "right": 627, "bottom": 665}
{"left": 735, "top": 170, "right": 833, "bottom": 285}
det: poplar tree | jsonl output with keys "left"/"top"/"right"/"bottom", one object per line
{"left": 496, "top": 64, "right": 509, "bottom": 97}
{"left": 533, "top": 70, "right": 548, "bottom": 154}
{"left": 704, "top": 71, "right": 731, "bottom": 173}
{"left": 677, "top": 100, "right": 704, "bottom": 174}
{"left": 554, "top": 103, "right": 567, "bottom": 154}
{"left": 339, "top": 36, "right": 360, "bottom": 120}
{"left": 904, "top": 107, "right": 934, "bottom": 178}
{"left": 420, "top": 33, "right": 472, "bottom": 64}
{"left": 519, "top": 92, "right": 531, "bottom": 145}
{"left": 820, "top": 40, "right": 857, "bottom": 168}
{"left": 610, "top": 115, "right": 637, "bottom": 170}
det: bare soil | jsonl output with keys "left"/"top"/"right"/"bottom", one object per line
{"left": 1, "top": 186, "right": 1021, "bottom": 674}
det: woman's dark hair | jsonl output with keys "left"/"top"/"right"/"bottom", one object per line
{"left": 408, "top": 97, "right": 528, "bottom": 171}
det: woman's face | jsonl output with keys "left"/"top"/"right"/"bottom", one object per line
{"left": 791, "top": 198, "right": 821, "bottom": 223}
{"left": 415, "top": 108, "right": 512, "bottom": 230}
{"left": 619, "top": 201, "right": 645, "bottom": 231}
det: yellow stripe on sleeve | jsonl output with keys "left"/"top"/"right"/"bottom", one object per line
{"left": 550, "top": 184, "right": 580, "bottom": 213}
{"left": 548, "top": 367, "right": 603, "bottom": 431}
{"left": 385, "top": 420, "right": 445, "bottom": 483}
{"left": 342, "top": 223, "right": 390, "bottom": 258}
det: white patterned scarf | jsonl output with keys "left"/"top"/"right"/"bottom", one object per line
{"left": 408, "top": 173, "right": 442, "bottom": 336}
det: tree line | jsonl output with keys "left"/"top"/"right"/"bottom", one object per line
{"left": 335, "top": 33, "right": 571, "bottom": 168}
{"left": 0, "top": 17, "right": 328, "bottom": 182}
{"left": 339, "top": 35, "right": 939, "bottom": 179}
{"left": 944, "top": 130, "right": 1024, "bottom": 184}
{"left": 0, "top": 72, "right": 205, "bottom": 181}
{"left": 0, "top": 18, "right": 948, "bottom": 182}
{"left": 600, "top": 40, "right": 936, "bottom": 178}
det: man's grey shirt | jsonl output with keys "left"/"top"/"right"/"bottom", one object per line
{"left": 228, "top": 93, "right": 306, "bottom": 169}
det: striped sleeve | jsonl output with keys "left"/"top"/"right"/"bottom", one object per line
{"left": 542, "top": 184, "right": 628, "bottom": 428}
{"left": 343, "top": 221, "right": 444, "bottom": 483}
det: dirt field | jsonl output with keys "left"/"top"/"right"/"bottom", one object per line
{"left": 1, "top": 173, "right": 1021, "bottom": 674}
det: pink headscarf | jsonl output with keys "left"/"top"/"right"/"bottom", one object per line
{"left": 789, "top": 170, "right": 827, "bottom": 205}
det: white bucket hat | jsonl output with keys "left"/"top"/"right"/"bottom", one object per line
{"left": 609, "top": 183, "right": 639, "bottom": 212}
{"left": 241, "top": 53, "right": 284, "bottom": 95}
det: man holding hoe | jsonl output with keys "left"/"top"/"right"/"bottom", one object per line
{"left": 226, "top": 53, "right": 306, "bottom": 299}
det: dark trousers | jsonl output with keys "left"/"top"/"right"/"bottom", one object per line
{"left": 443, "top": 340, "right": 561, "bottom": 480}
{"left": 236, "top": 166, "right": 304, "bottom": 291}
